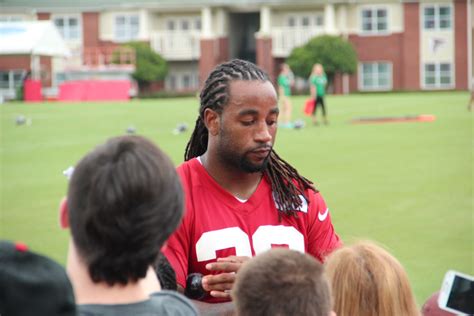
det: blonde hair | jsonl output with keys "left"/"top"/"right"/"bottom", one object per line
{"left": 325, "top": 241, "right": 420, "bottom": 316}
{"left": 312, "top": 63, "right": 324, "bottom": 75}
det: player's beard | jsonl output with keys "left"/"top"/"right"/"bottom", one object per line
{"left": 216, "top": 128, "right": 271, "bottom": 173}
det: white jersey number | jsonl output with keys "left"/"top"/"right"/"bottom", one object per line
{"left": 195, "top": 225, "right": 304, "bottom": 262}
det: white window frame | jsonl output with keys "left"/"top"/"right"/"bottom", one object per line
{"left": 165, "top": 16, "right": 201, "bottom": 32}
{"left": 182, "top": 73, "right": 191, "bottom": 89}
{"left": 359, "top": 6, "right": 390, "bottom": 35}
{"left": 114, "top": 14, "right": 140, "bottom": 42}
{"left": 421, "top": 3, "right": 453, "bottom": 31}
{"left": 358, "top": 62, "right": 393, "bottom": 91}
{"left": 166, "top": 71, "right": 199, "bottom": 91}
{"left": 0, "top": 69, "right": 26, "bottom": 90}
{"left": 421, "top": 62, "right": 454, "bottom": 89}
{"left": 284, "top": 13, "right": 324, "bottom": 28}
{"left": 167, "top": 74, "right": 177, "bottom": 90}
{"left": 52, "top": 14, "right": 82, "bottom": 42}
{"left": 0, "top": 15, "right": 24, "bottom": 22}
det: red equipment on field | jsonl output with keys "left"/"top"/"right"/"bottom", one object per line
{"left": 303, "top": 98, "right": 315, "bottom": 116}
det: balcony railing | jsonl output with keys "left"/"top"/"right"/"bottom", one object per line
{"left": 272, "top": 27, "right": 324, "bottom": 57}
{"left": 82, "top": 47, "right": 135, "bottom": 70}
{"left": 151, "top": 30, "right": 200, "bottom": 61}
{"left": 62, "top": 47, "right": 135, "bottom": 72}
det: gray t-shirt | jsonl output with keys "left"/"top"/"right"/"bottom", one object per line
{"left": 78, "top": 291, "right": 199, "bottom": 316}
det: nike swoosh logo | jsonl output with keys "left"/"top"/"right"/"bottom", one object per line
{"left": 318, "top": 208, "right": 329, "bottom": 221}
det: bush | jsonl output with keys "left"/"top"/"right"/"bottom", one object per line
{"left": 287, "top": 35, "right": 357, "bottom": 80}
{"left": 118, "top": 42, "right": 168, "bottom": 90}
{"left": 138, "top": 90, "right": 197, "bottom": 99}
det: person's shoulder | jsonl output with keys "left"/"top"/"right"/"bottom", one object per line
{"left": 77, "top": 292, "right": 199, "bottom": 316}
{"left": 177, "top": 158, "right": 198, "bottom": 179}
{"left": 177, "top": 158, "right": 193, "bottom": 171}
{"left": 149, "top": 291, "right": 199, "bottom": 315}
{"left": 303, "top": 186, "right": 324, "bottom": 203}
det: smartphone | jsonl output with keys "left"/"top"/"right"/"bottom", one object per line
{"left": 438, "top": 270, "right": 474, "bottom": 315}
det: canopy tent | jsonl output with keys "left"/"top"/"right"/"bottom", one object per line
{"left": 0, "top": 21, "right": 70, "bottom": 100}
{"left": 0, "top": 21, "right": 70, "bottom": 57}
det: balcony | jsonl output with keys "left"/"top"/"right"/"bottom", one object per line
{"left": 82, "top": 47, "right": 135, "bottom": 71}
{"left": 61, "top": 46, "right": 135, "bottom": 73}
{"left": 151, "top": 30, "right": 200, "bottom": 61}
{"left": 272, "top": 27, "right": 324, "bottom": 57}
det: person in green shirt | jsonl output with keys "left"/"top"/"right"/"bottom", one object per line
{"left": 309, "top": 64, "right": 328, "bottom": 125}
{"left": 277, "top": 63, "right": 294, "bottom": 128}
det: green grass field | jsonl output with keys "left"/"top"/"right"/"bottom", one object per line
{"left": 1, "top": 91, "right": 472, "bottom": 305}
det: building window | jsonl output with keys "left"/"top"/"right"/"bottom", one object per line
{"left": 423, "top": 5, "right": 451, "bottom": 30}
{"left": 194, "top": 18, "right": 201, "bottom": 30}
{"left": 180, "top": 20, "right": 189, "bottom": 31}
{"left": 166, "top": 17, "right": 201, "bottom": 31}
{"left": 359, "top": 62, "right": 392, "bottom": 91}
{"left": 53, "top": 16, "right": 80, "bottom": 40}
{"left": 286, "top": 14, "right": 324, "bottom": 28}
{"left": 168, "top": 75, "right": 176, "bottom": 90}
{"left": 0, "top": 70, "right": 26, "bottom": 90}
{"left": 182, "top": 74, "right": 191, "bottom": 89}
{"left": 315, "top": 15, "right": 324, "bottom": 26}
{"left": 361, "top": 8, "right": 388, "bottom": 34}
{"left": 423, "top": 63, "right": 452, "bottom": 88}
{"left": 287, "top": 16, "right": 296, "bottom": 27}
{"left": 115, "top": 14, "right": 139, "bottom": 41}
{"left": 167, "top": 20, "right": 175, "bottom": 31}
{"left": 301, "top": 16, "right": 310, "bottom": 27}
{"left": 0, "top": 16, "right": 23, "bottom": 22}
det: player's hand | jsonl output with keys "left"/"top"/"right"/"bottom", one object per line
{"left": 202, "top": 256, "right": 250, "bottom": 298}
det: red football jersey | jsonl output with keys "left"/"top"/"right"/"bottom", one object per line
{"left": 163, "top": 158, "right": 341, "bottom": 302}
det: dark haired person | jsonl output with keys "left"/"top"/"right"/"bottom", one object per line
{"left": 0, "top": 240, "right": 76, "bottom": 316}
{"left": 59, "top": 135, "right": 197, "bottom": 315}
{"left": 232, "top": 248, "right": 335, "bottom": 316}
{"left": 163, "top": 59, "right": 341, "bottom": 303}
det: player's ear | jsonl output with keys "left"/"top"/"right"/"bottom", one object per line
{"left": 203, "top": 108, "right": 220, "bottom": 136}
{"left": 59, "top": 197, "right": 70, "bottom": 229}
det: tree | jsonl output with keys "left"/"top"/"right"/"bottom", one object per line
{"left": 121, "top": 42, "right": 168, "bottom": 90}
{"left": 287, "top": 35, "right": 357, "bottom": 81}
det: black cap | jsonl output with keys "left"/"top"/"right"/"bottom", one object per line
{"left": 0, "top": 240, "right": 76, "bottom": 316}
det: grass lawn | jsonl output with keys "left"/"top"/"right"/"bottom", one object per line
{"left": 1, "top": 91, "right": 472, "bottom": 305}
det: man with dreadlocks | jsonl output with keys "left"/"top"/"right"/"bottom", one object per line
{"left": 163, "top": 59, "right": 341, "bottom": 304}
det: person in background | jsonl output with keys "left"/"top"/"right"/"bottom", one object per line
{"left": 59, "top": 135, "right": 198, "bottom": 316}
{"left": 421, "top": 291, "right": 457, "bottom": 316}
{"left": 0, "top": 240, "right": 76, "bottom": 316}
{"left": 310, "top": 63, "right": 328, "bottom": 125}
{"left": 325, "top": 240, "right": 420, "bottom": 316}
{"left": 277, "top": 63, "right": 294, "bottom": 128}
{"left": 232, "top": 248, "right": 335, "bottom": 316}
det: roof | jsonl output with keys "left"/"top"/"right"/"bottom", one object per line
{"left": 0, "top": 21, "right": 70, "bottom": 57}
{"left": 0, "top": 0, "right": 332, "bottom": 11}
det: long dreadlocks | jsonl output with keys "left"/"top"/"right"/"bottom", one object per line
{"left": 185, "top": 59, "right": 317, "bottom": 217}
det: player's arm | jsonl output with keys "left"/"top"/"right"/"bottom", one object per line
{"left": 306, "top": 191, "right": 342, "bottom": 261}
{"left": 278, "top": 85, "right": 285, "bottom": 98}
{"left": 310, "top": 81, "right": 316, "bottom": 99}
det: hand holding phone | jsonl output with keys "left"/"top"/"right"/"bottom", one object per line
{"left": 438, "top": 270, "right": 474, "bottom": 315}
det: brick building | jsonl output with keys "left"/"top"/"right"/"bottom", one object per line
{"left": 0, "top": 0, "right": 471, "bottom": 98}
